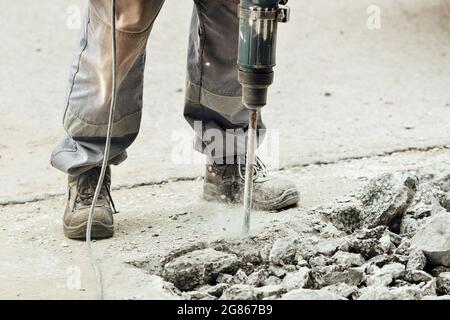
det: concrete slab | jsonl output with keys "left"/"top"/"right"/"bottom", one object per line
{"left": 1, "top": 0, "right": 450, "bottom": 203}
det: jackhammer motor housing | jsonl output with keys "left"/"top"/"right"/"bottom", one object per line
{"left": 238, "top": 0, "right": 290, "bottom": 109}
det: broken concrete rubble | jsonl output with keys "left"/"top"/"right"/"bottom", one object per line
{"left": 400, "top": 216, "right": 420, "bottom": 235}
{"left": 395, "top": 239, "right": 411, "bottom": 256}
{"left": 319, "top": 223, "right": 346, "bottom": 239}
{"left": 431, "top": 266, "right": 450, "bottom": 277}
{"left": 326, "top": 202, "right": 363, "bottom": 234}
{"left": 406, "top": 250, "right": 427, "bottom": 271}
{"left": 220, "top": 285, "right": 256, "bottom": 300}
{"left": 358, "top": 285, "right": 423, "bottom": 300}
{"left": 269, "top": 236, "right": 298, "bottom": 265}
{"left": 341, "top": 237, "right": 388, "bottom": 260}
{"left": 383, "top": 229, "right": 403, "bottom": 246}
{"left": 183, "top": 291, "right": 217, "bottom": 300}
{"left": 309, "top": 255, "right": 330, "bottom": 268}
{"left": 354, "top": 226, "right": 387, "bottom": 240}
{"left": 311, "top": 265, "right": 364, "bottom": 288}
{"left": 402, "top": 270, "right": 433, "bottom": 284}
{"left": 400, "top": 178, "right": 447, "bottom": 235}
{"left": 365, "top": 254, "right": 393, "bottom": 270}
{"left": 281, "top": 268, "right": 313, "bottom": 291}
{"left": 268, "top": 265, "right": 289, "bottom": 278}
{"left": 295, "top": 236, "right": 320, "bottom": 261}
{"left": 417, "top": 279, "right": 437, "bottom": 296}
{"left": 263, "top": 276, "right": 282, "bottom": 287}
{"left": 408, "top": 181, "right": 444, "bottom": 215}
{"left": 365, "top": 263, "right": 405, "bottom": 287}
{"left": 332, "top": 251, "right": 365, "bottom": 267}
{"left": 246, "top": 268, "right": 269, "bottom": 287}
{"left": 440, "top": 193, "right": 450, "bottom": 211}
{"left": 422, "top": 295, "right": 450, "bottom": 300}
{"left": 316, "top": 238, "right": 341, "bottom": 256}
{"left": 254, "top": 285, "right": 287, "bottom": 299}
{"left": 433, "top": 174, "right": 450, "bottom": 209}
{"left": 322, "top": 283, "right": 359, "bottom": 299}
{"left": 232, "top": 269, "right": 248, "bottom": 284}
{"left": 199, "top": 283, "right": 229, "bottom": 298}
{"left": 151, "top": 171, "right": 450, "bottom": 300}
{"left": 281, "top": 289, "right": 346, "bottom": 300}
{"left": 436, "top": 272, "right": 450, "bottom": 295}
{"left": 379, "top": 235, "right": 395, "bottom": 253}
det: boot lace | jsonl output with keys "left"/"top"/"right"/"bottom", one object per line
{"left": 76, "top": 168, "right": 118, "bottom": 213}
{"left": 237, "top": 156, "right": 268, "bottom": 182}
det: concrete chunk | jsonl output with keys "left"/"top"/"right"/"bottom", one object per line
{"left": 411, "top": 211, "right": 450, "bottom": 267}
{"left": 281, "top": 289, "right": 346, "bottom": 300}
{"left": 359, "top": 173, "right": 417, "bottom": 228}
{"left": 162, "top": 249, "right": 241, "bottom": 291}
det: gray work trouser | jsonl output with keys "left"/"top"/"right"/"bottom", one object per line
{"left": 50, "top": 0, "right": 265, "bottom": 176}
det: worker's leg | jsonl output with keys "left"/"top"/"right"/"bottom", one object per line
{"left": 55, "top": 0, "right": 165, "bottom": 239}
{"left": 184, "top": 0, "right": 265, "bottom": 164}
{"left": 186, "top": 0, "right": 299, "bottom": 210}
{"left": 51, "top": 0, "right": 165, "bottom": 177}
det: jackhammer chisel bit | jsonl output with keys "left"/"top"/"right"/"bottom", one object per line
{"left": 238, "top": 0, "right": 290, "bottom": 236}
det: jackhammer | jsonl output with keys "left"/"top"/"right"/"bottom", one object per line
{"left": 238, "top": 0, "right": 290, "bottom": 235}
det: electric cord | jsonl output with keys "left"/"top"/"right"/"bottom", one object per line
{"left": 86, "top": 0, "right": 117, "bottom": 300}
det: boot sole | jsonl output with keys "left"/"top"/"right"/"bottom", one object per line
{"left": 63, "top": 221, "right": 114, "bottom": 240}
{"left": 254, "top": 188, "right": 300, "bottom": 211}
{"left": 203, "top": 183, "right": 300, "bottom": 211}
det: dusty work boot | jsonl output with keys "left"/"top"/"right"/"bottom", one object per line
{"left": 203, "top": 158, "right": 300, "bottom": 211}
{"left": 63, "top": 167, "right": 116, "bottom": 239}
